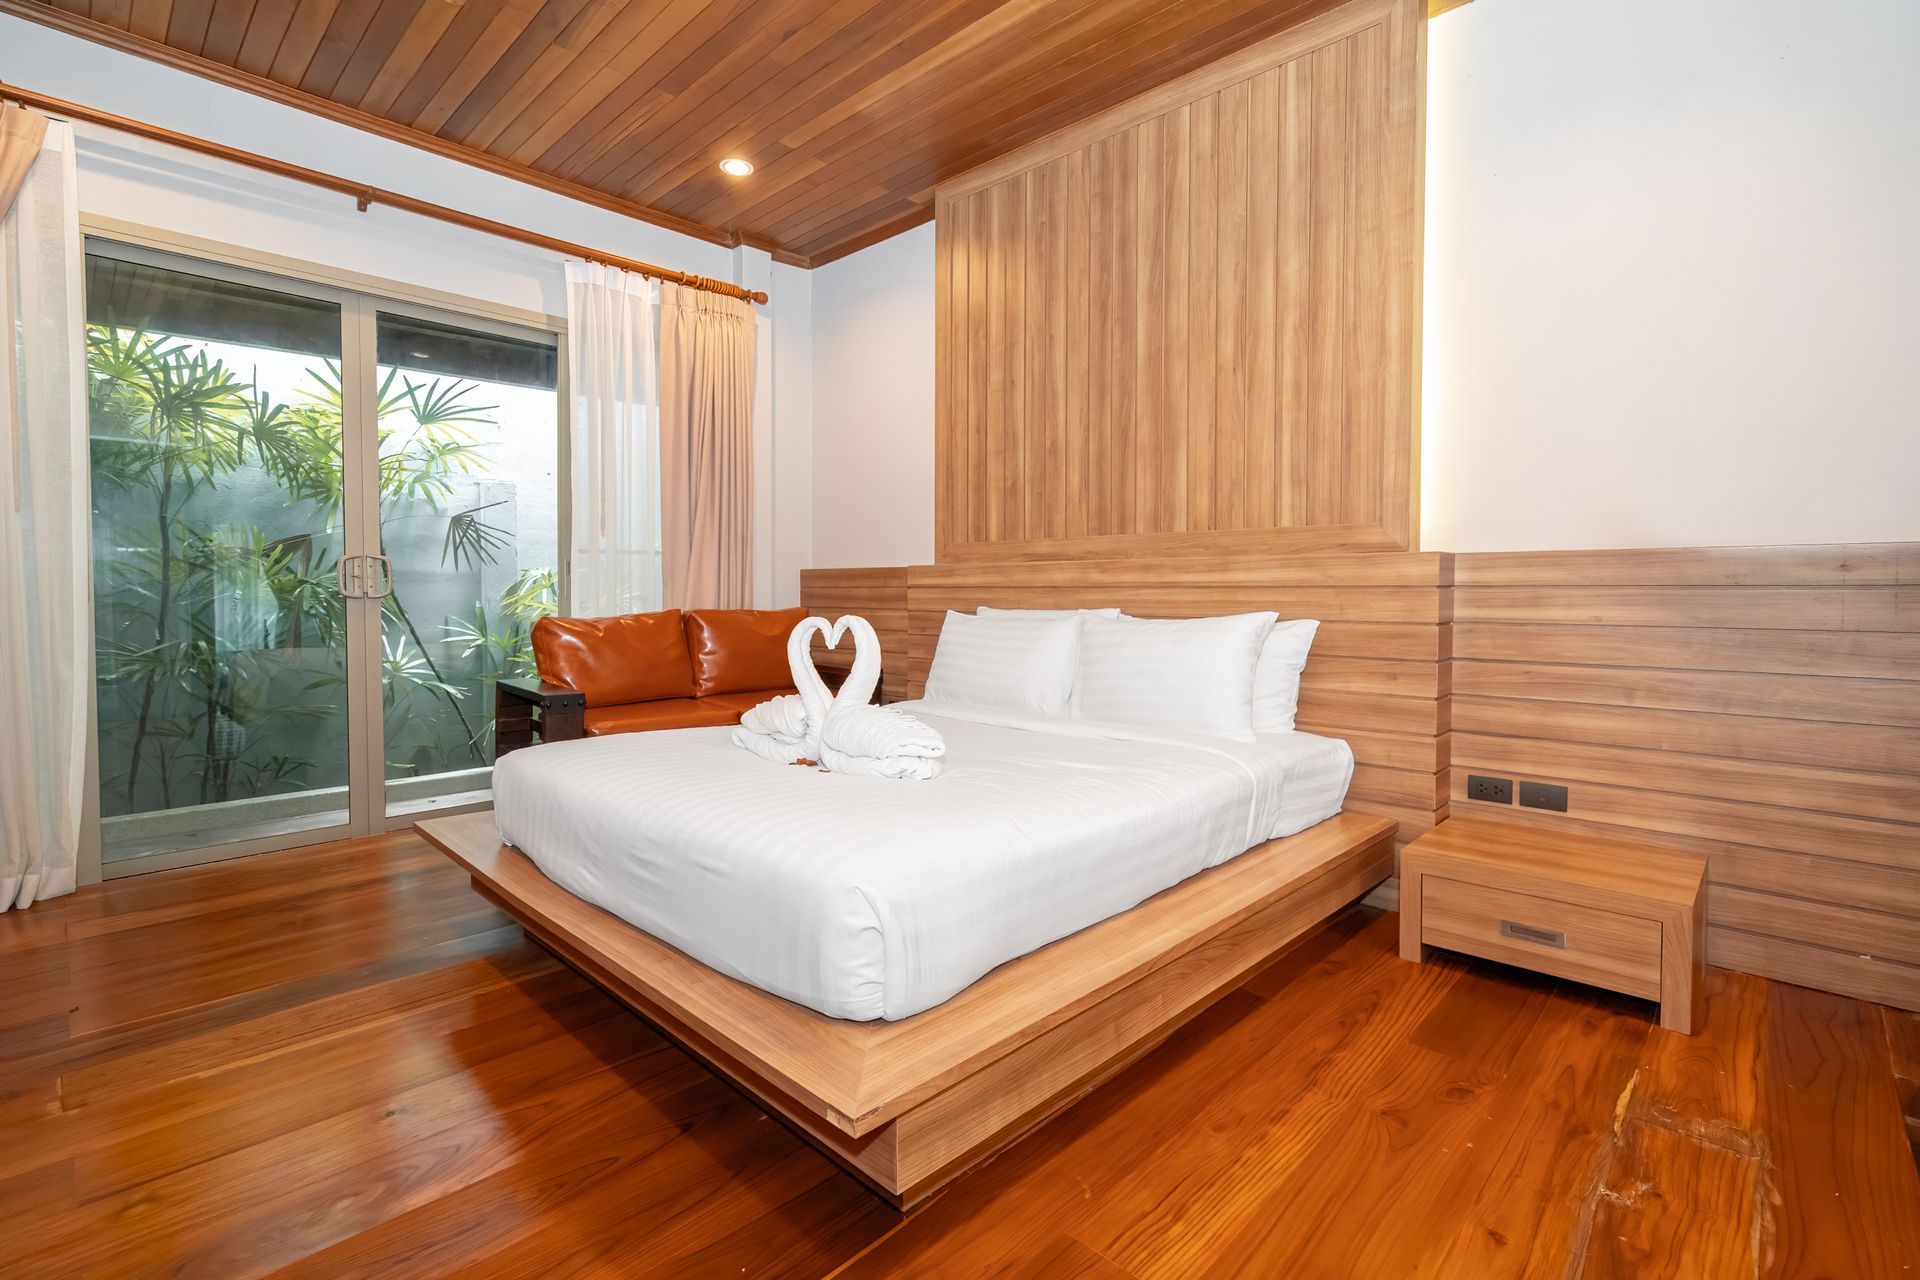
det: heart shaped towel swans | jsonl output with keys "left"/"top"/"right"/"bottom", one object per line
{"left": 732, "top": 616, "right": 946, "bottom": 780}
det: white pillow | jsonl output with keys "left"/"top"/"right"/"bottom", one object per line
{"left": 976, "top": 605, "right": 1122, "bottom": 620}
{"left": 1072, "top": 611, "right": 1277, "bottom": 742}
{"left": 1252, "top": 619, "right": 1321, "bottom": 733}
{"left": 924, "top": 611, "right": 1083, "bottom": 716}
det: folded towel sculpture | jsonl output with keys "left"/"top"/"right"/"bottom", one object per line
{"left": 732, "top": 614, "right": 945, "bottom": 779}
{"left": 732, "top": 617, "right": 834, "bottom": 765}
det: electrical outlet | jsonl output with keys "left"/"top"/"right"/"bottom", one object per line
{"left": 1520, "top": 781, "right": 1569, "bottom": 812}
{"left": 1467, "top": 774, "right": 1513, "bottom": 804}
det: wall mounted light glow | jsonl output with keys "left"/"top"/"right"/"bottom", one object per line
{"left": 719, "top": 157, "right": 754, "bottom": 177}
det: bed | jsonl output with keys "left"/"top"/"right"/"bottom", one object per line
{"left": 422, "top": 709, "right": 1389, "bottom": 1209}
{"left": 421, "top": 553, "right": 1448, "bottom": 1206}
{"left": 489, "top": 700, "right": 1356, "bottom": 1021}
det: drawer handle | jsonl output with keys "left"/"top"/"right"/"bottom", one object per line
{"left": 1500, "top": 920, "right": 1565, "bottom": 948}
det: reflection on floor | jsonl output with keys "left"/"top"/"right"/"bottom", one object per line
{"left": 3, "top": 830, "right": 1916, "bottom": 1278}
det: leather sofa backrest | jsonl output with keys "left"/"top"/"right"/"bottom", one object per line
{"left": 531, "top": 610, "right": 696, "bottom": 707}
{"left": 684, "top": 607, "right": 808, "bottom": 697}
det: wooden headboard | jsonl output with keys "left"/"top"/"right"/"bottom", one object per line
{"left": 805, "top": 552, "right": 1455, "bottom": 849}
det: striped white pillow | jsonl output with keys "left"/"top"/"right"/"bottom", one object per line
{"left": 976, "top": 606, "right": 1122, "bottom": 620}
{"left": 924, "top": 611, "right": 1084, "bottom": 716}
{"left": 1252, "top": 619, "right": 1321, "bottom": 733}
{"left": 1072, "top": 611, "right": 1278, "bottom": 742}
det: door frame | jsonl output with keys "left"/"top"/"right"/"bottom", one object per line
{"left": 81, "top": 232, "right": 568, "bottom": 878}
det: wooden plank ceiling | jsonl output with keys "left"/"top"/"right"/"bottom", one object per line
{"left": 5, "top": 0, "right": 1355, "bottom": 265}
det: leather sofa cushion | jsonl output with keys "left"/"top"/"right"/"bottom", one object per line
{"left": 583, "top": 699, "right": 739, "bottom": 736}
{"left": 696, "top": 688, "right": 799, "bottom": 716}
{"left": 532, "top": 611, "right": 695, "bottom": 707}
{"left": 685, "top": 607, "right": 809, "bottom": 697}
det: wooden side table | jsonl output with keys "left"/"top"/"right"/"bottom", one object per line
{"left": 1399, "top": 818, "right": 1708, "bottom": 1034}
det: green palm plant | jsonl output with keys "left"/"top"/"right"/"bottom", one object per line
{"left": 87, "top": 320, "right": 555, "bottom": 815}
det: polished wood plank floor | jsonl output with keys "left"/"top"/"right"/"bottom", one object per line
{"left": 2, "top": 831, "right": 1915, "bottom": 1279}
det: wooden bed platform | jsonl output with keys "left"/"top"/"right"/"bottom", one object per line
{"left": 417, "top": 809, "right": 1395, "bottom": 1208}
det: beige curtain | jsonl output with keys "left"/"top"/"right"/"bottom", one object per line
{"left": 1, "top": 112, "right": 88, "bottom": 910}
{"left": 658, "top": 280, "right": 755, "bottom": 610}
{"left": 0, "top": 103, "right": 48, "bottom": 220}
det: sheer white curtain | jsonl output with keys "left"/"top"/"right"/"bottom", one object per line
{"left": 564, "top": 261, "right": 661, "bottom": 617}
{"left": 0, "top": 115, "right": 88, "bottom": 910}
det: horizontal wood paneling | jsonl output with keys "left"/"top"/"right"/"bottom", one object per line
{"left": 934, "top": 0, "right": 1423, "bottom": 561}
{"left": 798, "top": 567, "right": 911, "bottom": 703}
{"left": 1452, "top": 543, "right": 1920, "bottom": 1012}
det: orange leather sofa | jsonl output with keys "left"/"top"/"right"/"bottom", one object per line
{"left": 495, "top": 606, "right": 805, "bottom": 755}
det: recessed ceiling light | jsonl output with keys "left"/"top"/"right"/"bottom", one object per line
{"left": 719, "top": 157, "right": 754, "bottom": 177}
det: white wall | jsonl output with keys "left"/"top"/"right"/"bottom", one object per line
{"left": 796, "top": 0, "right": 1920, "bottom": 560}
{"left": 1421, "top": 0, "right": 1920, "bottom": 551}
{"left": 0, "top": 14, "right": 812, "bottom": 603}
{"left": 809, "top": 223, "right": 937, "bottom": 567}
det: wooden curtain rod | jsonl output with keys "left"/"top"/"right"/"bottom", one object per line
{"left": 0, "top": 82, "right": 769, "bottom": 306}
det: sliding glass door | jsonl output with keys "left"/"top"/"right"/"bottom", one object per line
{"left": 371, "top": 310, "right": 560, "bottom": 818}
{"left": 84, "top": 243, "right": 561, "bottom": 872}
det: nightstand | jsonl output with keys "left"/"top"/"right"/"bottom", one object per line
{"left": 1399, "top": 818, "right": 1708, "bottom": 1034}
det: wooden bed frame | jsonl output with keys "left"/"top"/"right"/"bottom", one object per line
{"left": 418, "top": 809, "right": 1394, "bottom": 1208}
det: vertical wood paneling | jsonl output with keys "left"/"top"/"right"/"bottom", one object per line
{"left": 1085, "top": 139, "right": 1113, "bottom": 540}
{"left": 1163, "top": 104, "right": 1191, "bottom": 534}
{"left": 934, "top": 198, "right": 957, "bottom": 554}
{"left": 1186, "top": 96, "right": 1218, "bottom": 531}
{"left": 1064, "top": 151, "right": 1092, "bottom": 540}
{"left": 1305, "top": 39, "right": 1348, "bottom": 528}
{"left": 1132, "top": 115, "right": 1163, "bottom": 535}
{"left": 983, "top": 184, "right": 1009, "bottom": 542}
{"left": 1246, "top": 66, "right": 1281, "bottom": 529}
{"left": 1110, "top": 133, "right": 1139, "bottom": 534}
{"left": 933, "top": 0, "right": 1422, "bottom": 561}
{"left": 967, "top": 189, "right": 990, "bottom": 545}
{"left": 1342, "top": 23, "right": 1388, "bottom": 527}
{"left": 1214, "top": 79, "right": 1250, "bottom": 531}
{"left": 1277, "top": 58, "right": 1313, "bottom": 526}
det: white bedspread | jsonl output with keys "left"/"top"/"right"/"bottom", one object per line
{"left": 491, "top": 700, "right": 1354, "bottom": 1021}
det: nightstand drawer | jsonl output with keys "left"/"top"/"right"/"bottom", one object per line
{"left": 1422, "top": 876, "right": 1662, "bottom": 1000}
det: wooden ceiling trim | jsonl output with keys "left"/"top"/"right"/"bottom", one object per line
{"left": 13, "top": 0, "right": 1435, "bottom": 262}
{"left": 807, "top": 207, "right": 934, "bottom": 267}
{"left": 0, "top": 0, "right": 751, "bottom": 250}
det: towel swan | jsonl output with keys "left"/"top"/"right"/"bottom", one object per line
{"left": 732, "top": 616, "right": 834, "bottom": 765}
{"left": 816, "top": 616, "right": 945, "bottom": 780}
{"left": 733, "top": 615, "right": 945, "bottom": 779}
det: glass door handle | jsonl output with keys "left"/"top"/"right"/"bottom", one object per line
{"left": 335, "top": 555, "right": 366, "bottom": 598}
{"left": 366, "top": 554, "right": 395, "bottom": 599}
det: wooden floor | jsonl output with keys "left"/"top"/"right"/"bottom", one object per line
{"left": 3, "top": 832, "right": 1916, "bottom": 1279}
